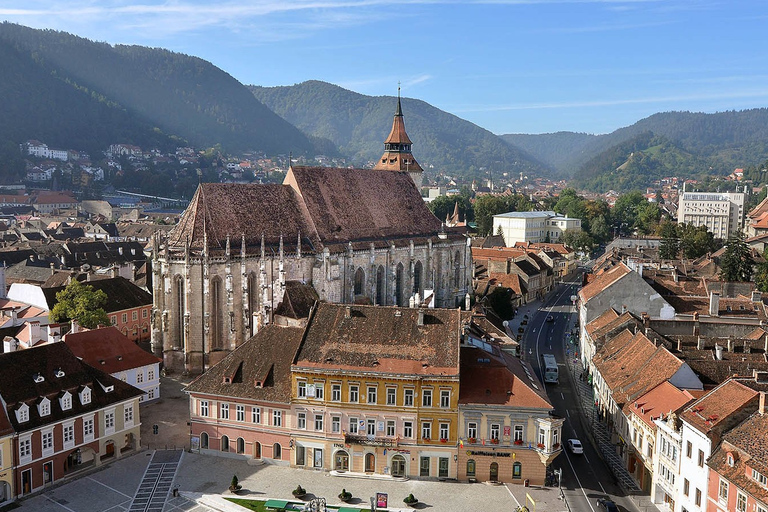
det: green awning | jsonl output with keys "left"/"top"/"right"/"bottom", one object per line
{"left": 265, "top": 499, "right": 291, "bottom": 510}
{"left": 337, "top": 507, "right": 364, "bottom": 512}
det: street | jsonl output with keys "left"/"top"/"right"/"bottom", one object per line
{"left": 520, "top": 271, "right": 640, "bottom": 512}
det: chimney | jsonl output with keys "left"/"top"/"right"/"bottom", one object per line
{"left": 344, "top": 306, "right": 351, "bottom": 319}
{"left": 71, "top": 319, "right": 80, "bottom": 334}
{"left": 50, "top": 263, "right": 55, "bottom": 275}
{"left": 760, "top": 392, "right": 766, "bottom": 416}
{"left": 697, "top": 336, "right": 705, "bottom": 350}
{"left": 709, "top": 291, "right": 720, "bottom": 316}
{"left": 465, "top": 293, "right": 471, "bottom": 311}
{"left": 744, "top": 340, "right": 751, "bottom": 354}
{"left": 677, "top": 338, "right": 683, "bottom": 352}
{"left": 727, "top": 338, "right": 734, "bottom": 353}
{"left": 111, "top": 266, "right": 118, "bottom": 278}
{"left": 715, "top": 344, "right": 724, "bottom": 360}
{"left": 622, "top": 304, "right": 627, "bottom": 314}
{"left": 3, "top": 336, "right": 18, "bottom": 353}
{"left": 753, "top": 290, "right": 762, "bottom": 302}
{"left": 417, "top": 309, "right": 425, "bottom": 326}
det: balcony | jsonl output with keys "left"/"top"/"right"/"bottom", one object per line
{"left": 344, "top": 433, "right": 396, "bottom": 447}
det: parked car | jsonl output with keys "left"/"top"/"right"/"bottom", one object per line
{"left": 597, "top": 498, "right": 619, "bottom": 512}
{"left": 546, "top": 315, "right": 554, "bottom": 322}
{"left": 567, "top": 438, "right": 583, "bottom": 454}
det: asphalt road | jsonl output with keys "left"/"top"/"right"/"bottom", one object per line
{"left": 522, "top": 271, "right": 640, "bottom": 512}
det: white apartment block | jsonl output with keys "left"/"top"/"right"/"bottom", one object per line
{"left": 492, "top": 211, "right": 581, "bottom": 246}
{"left": 24, "top": 142, "right": 68, "bottom": 162}
{"left": 677, "top": 191, "right": 745, "bottom": 239}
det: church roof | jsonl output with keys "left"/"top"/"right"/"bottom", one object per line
{"left": 166, "top": 166, "right": 446, "bottom": 255}
{"left": 287, "top": 166, "right": 440, "bottom": 244}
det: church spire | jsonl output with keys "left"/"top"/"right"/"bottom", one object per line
{"left": 374, "top": 86, "right": 423, "bottom": 189}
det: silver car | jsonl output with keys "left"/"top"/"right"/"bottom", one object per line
{"left": 567, "top": 438, "right": 583, "bottom": 454}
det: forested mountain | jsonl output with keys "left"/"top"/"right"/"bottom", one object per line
{"left": 250, "top": 80, "right": 549, "bottom": 179}
{"left": 0, "top": 23, "right": 320, "bottom": 157}
{"left": 502, "top": 109, "right": 768, "bottom": 191}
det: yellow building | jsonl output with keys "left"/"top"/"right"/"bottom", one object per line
{"left": 290, "top": 304, "right": 463, "bottom": 478}
{"left": 0, "top": 408, "right": 13, "bottom": 505}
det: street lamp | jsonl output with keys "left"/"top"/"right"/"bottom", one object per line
{"left": 554, "top": 468, "right": 563, "bottom": 499}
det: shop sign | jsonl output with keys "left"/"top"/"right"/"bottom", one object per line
{"left": 466, "top": 450, "right": 511, "bottom": 457}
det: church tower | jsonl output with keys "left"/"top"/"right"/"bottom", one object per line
{"left": 374, "top": 88, "right": 424, "bottom": 190}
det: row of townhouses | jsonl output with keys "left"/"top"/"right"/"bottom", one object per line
{"left": 185, "top": 303, "right": 563, "bottom": 485}
{"left": 578, "top": 248, "right": 768, "bottom": 512}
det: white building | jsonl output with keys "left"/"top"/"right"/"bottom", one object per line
{"left": 24, "top": 141, "right": 68, "bottom": 161}
{"left": 677, "top": 191, "right": 745, "bottom": 239}
{"left": 492, "top": 211, "right": 581, "bottom": 246}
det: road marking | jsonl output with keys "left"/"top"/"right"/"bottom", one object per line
{"left": 88, "top": 476, "right": 134, "bottom": 499}
{"left": 45, "top": 496, "right": 78, "bottom": 512}
{"left": 560, "top": 393, "right": 565, "bottom": 400}
{"left": 563, "top": 448, "right": 598, "bottom": 512}
{"left": 566, "top": 410, "right": 570, "bottom": 418}
{"left": 598, "top": 481, "right": 607, "bottom": 493}
{"left": 584, "top": 453, "right": 591, "bottom": 464}
{"left": 504, "top": 483, "right": 522, "bottom": 508}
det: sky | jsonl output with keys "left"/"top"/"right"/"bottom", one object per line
{"left": 2, "top": 0, "right": 768, "bottom": 135}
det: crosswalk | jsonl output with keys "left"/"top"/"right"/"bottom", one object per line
{"left": 129, "top": 450, "right": 183, "bottom": 512}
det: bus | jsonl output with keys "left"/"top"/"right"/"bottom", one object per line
{"left": 542, "top": 353, "right": 559, "bottom": 384}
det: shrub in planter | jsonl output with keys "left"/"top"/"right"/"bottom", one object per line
{"left": 537, "top": 443, "right": 545, "bottom": 449}
{"left": 491, "top": 438, "right": 499, "bottom": 444}
{"left": 513, "top": 439, "right": 523, "bottom": 445}
{"left": 229, "top": 475, "right": 242, "bottom": 492}
{"left": 468, "top": 437, "right": 477, "bottom": 444}
{"left": 292, "top": 485, "right": 306, "bottom": 498}
{"left": 403, "top": 493, "right": 418, "bottom": 505}
{"left": 338, "top": 489, "right": 352, "bottom": 502}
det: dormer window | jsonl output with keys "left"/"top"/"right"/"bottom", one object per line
{"left": 80, "top": 386, "right": 92, "bottom": 405}
{"left": 60, "top": 391, "right": 72, "bottom": 411}
{"left": 16, "top": 403, "right": 29, "bottom": 423}
{"left": 38, "top": 397, "right": 51, "bottom": 417}
{"left": 33, "top": 373, "right": 45, "bottom": 383}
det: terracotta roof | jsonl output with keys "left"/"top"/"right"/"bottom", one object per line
{"left": 628, "top": 381, "right": 695, "bottom": 430}
{"left": 273, "top": 281, "right": 318, "bottom": 320}
{"left": 295, "top": 303, "right": 460, "bottom": 376}
{"left": 487, "top": 272, "right": 525, "bottom": 295}
{"left": 185, "top": 324, "right": 304, "bottom": 403}
{"left": 585, "top": 308, "right": 620, "bottom": 338}
{"left": 472, "top": 247, "right": 528, "bottom": 261}
{"left": 680, "top": 379, "right": 759, "bottom": 434}
{"left": 63, "top": 326, "right": 161, "bottom": 374}
{"left": 0, "top": 342, "right": 143, "bottom": 432}
{"left": 579, "top": 263, "right": 632, "bottom": 302}
{"left": 459, "top": 346, "right": 551, "bottom": 409}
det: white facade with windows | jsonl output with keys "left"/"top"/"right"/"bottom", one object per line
{"left": 492, "top": 211, "right": 581, "bottom": 246}
{"left": 677, "top": 191, "right": 745, "bottom": 239}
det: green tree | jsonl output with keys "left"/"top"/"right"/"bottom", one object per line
{"left": 635, "top": 202, "right": 662, "bottom": 235}
{"left": 755, "top": 248, "right": 768, "bottom": 292}
{"left": 679, "top": 223, "right": 718, "bottom": 259}
{"left": 658, "top": 220, "right": 680, "bottom": 260}
{"left": 50, "top": 280, "right": 111, "bottom": 329}
{"left": 719, "top": 231, "right": 753, "bottom": 282}
{"left": 612, "top": 191, "right": 646, "bottom": 235}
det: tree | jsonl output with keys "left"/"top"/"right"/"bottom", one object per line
{"left": 719, "top": 231, "right": 753, "bottom": 282}
{"left": 635, "top": 202, "right": 662, "bottom": 235}
{"left": 658, "top": 220, "right": 680, "bottom": 260}
{"left": 50, "top": 280, "right": 111, "bottom": 329}
{"left": 679, "top": 223, "right": 718, "bottom": 259}
{"left": 755, "top": 248, "right": 768, "bottom": 292}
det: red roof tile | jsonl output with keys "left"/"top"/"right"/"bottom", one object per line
{"left": 63, "top": 326, "right": 161, "bottom": 374}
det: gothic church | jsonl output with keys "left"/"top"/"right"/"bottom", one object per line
{"left": 151, "top": 97, "right": 471, "bottom": 373}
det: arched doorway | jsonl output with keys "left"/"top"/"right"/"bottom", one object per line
{"left": 200, "top": 432, "right": 209, "bottom": 449}
{"left": 253, "top": 441, "right": 261, "bottom": 458}
{"left": 489, "top": 462, "right": 499, "bottom": 481}
{"left": 391, "top": 455, "right": 406, "bottom": 477}
{"left": 365, "top": 452, "right": 375, "bottom": 473}
{"left": 104, "top": 441, "right": 115, "bottom": 459}
{"left": 221, "top": 435, "right": 230, "bottom": 452}
{"left": 334, "top": 450, "right": 350, "bottom": 471}
{"left": 236, "top": 437, "right": 245, "bottom": 454}
{"left": 273, "top": 443, "right": 282, "bottom": 460}
{"left": 0, "top": 481, "right": 10, "bottom": 503}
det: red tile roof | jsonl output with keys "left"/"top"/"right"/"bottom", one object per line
{"left": 680, "top": 379, "right": 759, "bottom": 434}
{"left": 579, "top": 263, "right": 631, "bottom": 302}
{"left": 63, "top": 326, "right": 161, "bottom": 374}
{"left": 628, "top": 381, "right": 695, "bottom": 430}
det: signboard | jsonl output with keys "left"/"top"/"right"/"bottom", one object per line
{"left": 190, "top": 436, "right": 200, "bottom": 452}
{"left": 377, "top": 421, "right": 385, "bottom": 432}
{"left": 306, "top": 384, "right": 316, "bottom": 398}
{"left": 376, "top": 493, "right": 388, "bottom": 508}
